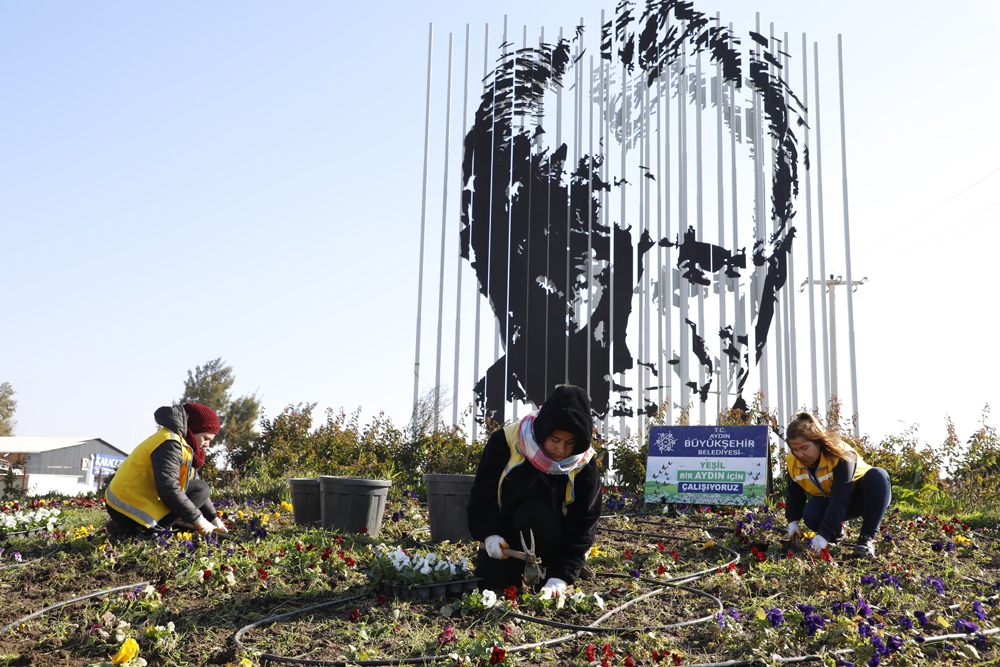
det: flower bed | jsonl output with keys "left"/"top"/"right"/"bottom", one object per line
{"left": 2, "top": 497, "right": 1000, "bottom": 665}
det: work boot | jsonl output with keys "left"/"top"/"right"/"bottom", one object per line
{"left": 853, "top": 536, "right": 876, "bottom": 558}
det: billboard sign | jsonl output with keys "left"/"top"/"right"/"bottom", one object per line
{"left": 93, "top": 453, "right": 125, "bottom": 476}
{"left": 644, "top": 425, "right": 771, "bottom": 506}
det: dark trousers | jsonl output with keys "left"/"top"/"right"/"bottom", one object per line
{"left": 802, "top": 467, "right": 891, "bottom": 541}
{"left": 476, "top": 497, "right": 563, "bottom": 592}
{"left": 107, "top": 479, "right": 217, "bottom": 537}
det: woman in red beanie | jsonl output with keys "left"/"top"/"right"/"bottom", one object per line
{"left": 105, "top": 403, "right": 226, "bottom": 537}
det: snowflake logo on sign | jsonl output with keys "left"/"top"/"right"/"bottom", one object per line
{"left": 653, "top": 432, "right": 676, "bottom": 454}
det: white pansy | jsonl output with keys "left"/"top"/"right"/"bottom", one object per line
{"left": 590, "top": 593, "right": 605, "bottom": 609}
{"left": 481, "top": 589, "right": 497, "bottom": 608}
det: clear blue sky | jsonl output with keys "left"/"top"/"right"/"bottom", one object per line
{"left": 2, "top": 1, "right": 997, "bottom": 453}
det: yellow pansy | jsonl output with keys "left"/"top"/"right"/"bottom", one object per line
{"left": 111, "top": 637, "right": 139, "bottom": 664}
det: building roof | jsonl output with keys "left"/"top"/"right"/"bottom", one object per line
{"left": 0, "top": 437, "right": 127, "bottom": 456}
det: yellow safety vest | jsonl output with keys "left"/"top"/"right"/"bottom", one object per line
{"left": 106, "top": 427, "right": 194, "bottom": 527}
{"left": 786, "top": 444, "right": 871, "bottom": 498}
{"left": 497, "top": 422, "right": 582, "bottom": 516}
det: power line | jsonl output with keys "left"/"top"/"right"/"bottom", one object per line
{"left": 856, "top": 165, "right": 1000, "bottom": 257}
{"left": 872, "top": 199, "right": 1000, "bottom": 267}
{"left": 882, "top": 210, "right": 1000, "bottom": 273}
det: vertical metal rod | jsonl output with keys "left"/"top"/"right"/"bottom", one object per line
{"left": 472, "top": 23, "right": 489, "bottom": 442}
{"left": 642, "top": 74, "right": 652, "bottom": 437}
{"left": 434, "top": 33, "right": 455, "bottom": 429}
{"left": 656, "top": 45, "right": 664, "bottom": 414}
{"left": 543, "top": 26, "right": 551, "bottom": 399}
{"left": 556, "top": 28, "right": 580, "bottom": 384}
{"left": 619, "top": 43, "right": 628, "bottom": 436}
{"left": 599, "top": 10, "right": 609, "bottom": 440}
{"left": 637, "top": 76, "right": 645, "bottom": 440}
{"left": 768, "top": 23, "right": 786, "bottom": 427}
{"left": 679, "top": 35, "right": 690, "bottom": 418}
{"left": 557, "top": 26, "right": 566, "bottom": 392}
{"left": 784, "top": 31, "right": 799, "bottom": 415}
{"left": 728, "top": 23, "right": 741, "bottom": 414}
{"left": 715, "top": 13, "right": 727, "bottom": 419}
{"left": 413, "top": 23, "right": 434, "bottom": 417}
{"left": 587, "top": 55, "right": 595, "bottom": 399}
{"left": 498, "top": 16, "right": 508, "bottom": 417}
{"left": 813, "top": 41, "right": 832, "bottom": 415}
{"left": 453, "top": 25, "right": 470, "bottom": 428}
{"left": 837, "top": 35, "right": 860, "bottom": 437}
{"left": 801, "top": 33, "right": 818, "bottom": 413}
{"left": 664, "top": 24, "right": 673, "bottom": 425}
{"left": 695, "top": 42, "right": 706, "bottom": 426}
{"left": 753, "top": 12, "right": 768, "bottom": 411}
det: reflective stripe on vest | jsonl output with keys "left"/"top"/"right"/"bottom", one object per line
{"left": 105, "top": 427, "right": 194, "bottom": 528}
{"left": 498, "top": 422, "right": 580, "bottom": 516}
{"left": 785, "top": 444, "right": 872, "bottom": 497}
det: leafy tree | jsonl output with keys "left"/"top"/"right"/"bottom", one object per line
{"left": 181, "top": 358, "right": 260, "bottom": 471}
{"left": 0, "top": 382, "right": 16, "bottom": 437}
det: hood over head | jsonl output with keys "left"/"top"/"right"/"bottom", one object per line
{"left": 531, "top": 385, "right": 593, "bottom": 455}
{"left": 154, "top": 405, "right": 188, "bottom": 436}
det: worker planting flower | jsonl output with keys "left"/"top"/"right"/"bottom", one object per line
{"left": 106, "top": 403, "right": 227, "bottom": 538}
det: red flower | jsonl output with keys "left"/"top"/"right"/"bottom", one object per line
{"left": 658, "top": 542, "right": 665, "bottom": 553}
{"left": 295, "top": 543, "right": 304, "bottom": 552}
{"left": 350, "top": 608, "right": 361, "bottom": 622}
{"left": 601, "top": 660, "right": 610, "bottom": 667}
{"left": 625, "top": 548, "right": 632, "bottom": 560}
{"left": 820, "top": 547, "right": 831, "bottom": 562}
{"left": 671, "top": 550, "right": 679, "bottom": 562}
{"left": 604, "top": 643, "right": 613, "bottom": 657}
{"left": 437, "top": 626, "right": 455, "bottom": 644}
{"left": 658, "top": 564, "right": 665, "bottom": 575}
{"left": 624, "top": 656, "right": 635, "bottom": 667}
{"left": 157, "top": 584, "right": 167, "bottom": 595}
{"left": 502, "top": 624, "right": 514, "bottom": 640}
{"left": 359, "top": 526, "right": 368, "bottom": 534}
{"left": 504, "top": 586, "right": 518, "bottom": 602}
{"left": 258, "top": 568, "right": 268, "bottom": 580}
{"left": 202, "top": 569, "right": 212, "bottom": 581}
{"left": 586, "top": 645, "right": 596, "bottom": 661}
{"left": 377, "top": 595, "right": 387, "bottom": 606}
{"left": 672, "top": 651, "right": 683, "bottom": 665}
{"left": 490, "top": 647, "right": 506, "bottom": 664}
{"left": 651, "top": 650, "right": 664, "bottom": 663}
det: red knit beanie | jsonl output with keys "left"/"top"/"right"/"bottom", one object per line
{"left": 183, "top": 403, "right": 221, "bottom": 434}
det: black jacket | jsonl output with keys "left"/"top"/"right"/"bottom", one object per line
{"left": 467, "top": 386, "right": 602, "bottom": 583}
{"left": 149, "top": 405, "right": 207, "bottom": 523}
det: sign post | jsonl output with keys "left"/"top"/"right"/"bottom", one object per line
{"left": 644, "top": 425, "right": 776, "bottom": 507}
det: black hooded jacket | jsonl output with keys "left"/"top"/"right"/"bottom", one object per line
{"left": 148, "top": 405, "right": 211, "bottom": 523}
{"left": 467, "top": 386, "right": 602, "bottom": 583}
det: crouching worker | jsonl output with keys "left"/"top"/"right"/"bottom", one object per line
{"left": 467, "top": 385, "right": 602, "bottom": 598}
{"left": 784, "top": 411, "right": 891, "bottom": 558}
{"left": 105, "top": 403, "right": 227, "bottom": 538}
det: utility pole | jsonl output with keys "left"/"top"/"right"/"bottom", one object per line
{"left": 804, "top": 274, "right": 866, "bottom": 420}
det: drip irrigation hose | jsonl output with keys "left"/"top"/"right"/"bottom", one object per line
{"left": 234, "top": 521, "right": 740, "bottom": 665}
{"left": 0, "top": 580, "right": 150, "bottom": 635}
{"left": 0, "top": 547, "right": 63, "bottom": 571}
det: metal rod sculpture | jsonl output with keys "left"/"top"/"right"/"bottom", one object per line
{"left": 411, "top": 0, "right": 862, "bottom": 435}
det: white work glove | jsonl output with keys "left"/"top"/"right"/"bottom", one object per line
{"left": 786, "top": 520, "right": 800, "bottom": 539}
{"left": 212, "top": 517, "right": 228, "bottom": 533}
{"left": 540, "top": 577, "right": 567, "bottom": 598}
{"left": 194, "top": 516, "right": 216, "bottom": 536}
{"left": 485, "top": 535, "right": 509, "bottom": 560}
{"left": 810, "top": 534, "right": 829, "bottom": 553}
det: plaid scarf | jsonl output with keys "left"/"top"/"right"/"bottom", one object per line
{"left": 516, "top": 413, "right": 595, "bottom": 475}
